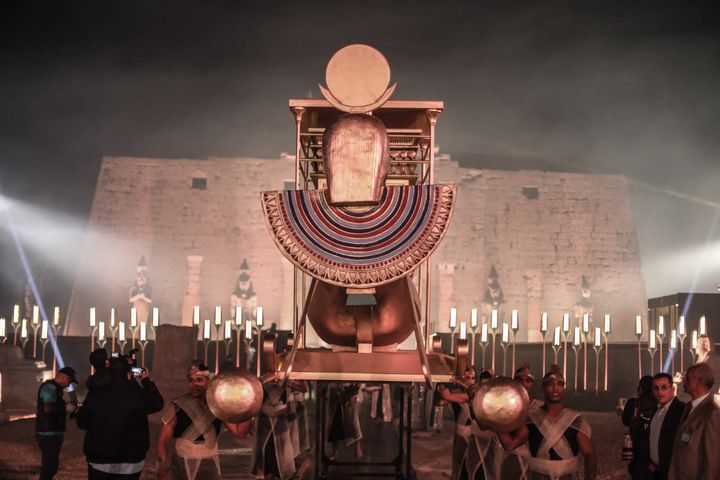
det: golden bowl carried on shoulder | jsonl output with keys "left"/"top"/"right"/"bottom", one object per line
{"left": 206, "top": 369, "right": 263, "bottom": 423}
{"left": 471, "top": 376, "right": 529, "bottom": 433}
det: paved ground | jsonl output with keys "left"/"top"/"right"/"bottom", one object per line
{"left": 412, "top": 411, "right": 629, "bottom": 480}
{"left": 0, "top": 405, "right": 629, "bottom": 479}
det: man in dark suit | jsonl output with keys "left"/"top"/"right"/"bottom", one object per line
{"left": 648, "top": 373, "right": 684, "bottom": 480}
{"left": 668, "top": 363, "right": 720, "bottom": 480}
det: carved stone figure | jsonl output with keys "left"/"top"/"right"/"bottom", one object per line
{"left": 230, "top": 258, "right": 258, "bottom": 323}
{"left": 129, "top": 255, "right": 152, "bottom": 324}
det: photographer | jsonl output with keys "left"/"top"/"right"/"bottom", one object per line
{"left": 76, "top": 356, "right": 164, "bottom": 479}
{"left": 87, "top": 348, "right": 111, "bottom": 394}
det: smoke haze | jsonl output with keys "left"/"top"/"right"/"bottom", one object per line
{"left": 1, "top": 0, "right": 719, "bottom": 313}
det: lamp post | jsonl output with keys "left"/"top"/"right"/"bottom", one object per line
{"left": 459, "top": 321, "right": 467, "bottom": 362}
{"left": 562, "top": 312, "right": 570, "bottom": 380}
{"left": 108, "top": 307, "right": 118, "bottom": 354}
{"left": 0, "top": 318, "right": 7, "bottom": 344}
{"left": 138, "top": 322, "right": 149, "bottom": 368}
{"left": 130, "top": 307, "right": 139, "bottom": 350}
{"left": 511, "top": 309, "right": 519, "bottom": 375}
{"left": 224, "top": 320, "right": 234, "bottom": 358}
{"left": 593, "top": 327, "right": 603, "bottom": 394}
{"left": 469, "top": 308, "right": 479, "bottom": 366}
{"left": 193, "top": 305, "right": 201, "bottom": 339}
{"left": 602, "top": 313, "right": 611, "bottom": 391}
{"left": 202, "top": 319, "right": 211, "bottom": 366}
{"left": 657, "top": 315, "right": 666, "bottom": 370}
{"left": 214, "top": 306, "right": 223, "bottom": 374}
{"left": 96, "top": 321, "right": 107, "bottom": 350}
{"left": 540, "top": 312, "right": 549, "bottom": 376}
{"left": 245, "top": 318, "right": 253, "bottom": 371}
{"left": 635, "top": 314, "right": 643, "bottom": 379}
{"left": 118, "top": 322, "right": 127, "bottom": 355}
{"left": 647, "top": 329, "right": 657, "bottom": 375}
{"left": 501, "top": 322, "right": 509, "bottom": 376}
{"left": 234, "top": 306, "right": 243, "bottom": 368}
{"left": 37, "top": 307, "right": 63, "bottom": 375}
{"left": 11, "top": 305, "right": 20, "bottom": 346}
{"left": 31, "top": 305, "right": 41, "bottom": 358}
{"left": 490, "top": 309, "right": 499, "bottom": 371}
{"left": 572, "top": 326, "right": 581, "bottom": 392}
{"left": 89, "top": 307, "right": 97, "bottom": 374}
{"left": 40, "top": 319, "right": 50, "bottom": 368}
{"left": 678, "top": 316, "right": 687, "bottom": 372}
{"left": 255, "top": 306, "right": 264, "bottom": 377}
{"left": 449, "top": 307, "right": 457, "bottom": 354}
{"left": 670, "top": 328, "right": 678, "bottom": 376}
{"left": 582, "top": 313, "right": 589, "bottom": 392}
{"left": 151, "top": 306, "right": 159, "bottom": 334}
{"left": 479, "top": 322, "right": 489, "bottom": 369}
{"left": 690, "top": 330, "right": 698, "bottom": 363}
{"left": 20, "top": 318, "right": 30, "bottom": 353}
{"left": 552, "top": 326, "right": 561, "bottom": 365}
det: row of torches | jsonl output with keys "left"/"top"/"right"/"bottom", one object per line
{"left": 0, "top": 304, "right": 268, "bottom": 377}
{"left": 0, "top": 305, "right": 62, "bottom": 373}
{"left": 86, "top": 305, "right": 266, "bottom": 376}
{"left": 1, "top": 303, "right": 708, "bottom": 390}
{"left": 444, "top": 307, "right": 709, "bottom": 393}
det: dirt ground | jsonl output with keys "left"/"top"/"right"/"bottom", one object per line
{"left": 0, "top": 409, "right": 629, "bottom": 479}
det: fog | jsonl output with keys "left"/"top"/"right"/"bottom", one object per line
{"left": 1, "top": 0, "right": 719, "bottom": 314}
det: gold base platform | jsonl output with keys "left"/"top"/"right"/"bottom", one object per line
{"left": 277, "top": 348, "right": 453, "bottom": 383}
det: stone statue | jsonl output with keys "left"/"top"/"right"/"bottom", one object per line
{"left": 230, "top": 259, "right": 258, "bottom": 322}
{"left": 574, "top": 275, "right": 593, "bottom": 327}
{"left": 482, "top": 265, "right": 505, "bottom": 321}
{"left": 129, "top": 256, "right": 152, "bottom": 324}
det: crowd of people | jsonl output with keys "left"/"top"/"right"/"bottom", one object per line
{"left": 437, "top": 364, "right": 596, "bottom": 480}
{"left": 35, "top": 347, "right": 312, "bottom": 480}
{"left": 621, "top": 337, "right": 720, "bottom": 480}
{"left": 34, "top": 337, "right": 720, "bottom": 480}
{"left": 437, "top": 341, "right": 720, "bottom": 480}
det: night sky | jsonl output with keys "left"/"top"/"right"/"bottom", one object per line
{"left": 1, "top": 1, "right": 719, "bottom": 316}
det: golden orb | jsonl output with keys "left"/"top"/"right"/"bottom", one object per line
{"left": 206, "top": 369, "right": 263, "bottom": 423}
{"left": 471, "top": 377, "right": 530, "bottom": 433}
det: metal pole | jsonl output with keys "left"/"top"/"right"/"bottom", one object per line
{"left": 406, "top": 385, "right": 412, "bottom": 479}
{"left": 637, "top": 335, "right": 642, "bottom": 379}
{"left": 235, "top": 327, "right": 241, "bottom": 367}
{"left": 594, "top": 346, "right": 601, "bottom": 394}
{"left": 603, "top": 333, "right": 609, "bottom": 391}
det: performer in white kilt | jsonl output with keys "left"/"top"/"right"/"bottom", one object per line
{"left": 326, "top": 383, "right": 363, "bottom": 459}
{"left": 438, "top": 368, "right": 498, "bottom": 480}
{"left": 292, "top": 387, "right": 310, "bottom": 453}
{"left": 286, "top": 382, "right": 308, "bottom": 458}
{"left": 365, "top": 383, "right": 393, "bottom": 423}
{"left": 156, "top": 361, "right": 252, "bottom": 480}
{"left": 250, "top": 380, "right": 296, "bottom": 480}
{"left": 499, "top": 368, "right": 596, "bottom": 480}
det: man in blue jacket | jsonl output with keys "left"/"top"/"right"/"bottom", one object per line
{"left": 36, "top": 366, "right": 78, "bottom": 480}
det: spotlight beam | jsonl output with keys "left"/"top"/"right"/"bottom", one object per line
{"left": 0, "top": 193, "right": 67, "bottom": 372}
{"left": 681, "top": 206, "right": 720, "bottom": 320}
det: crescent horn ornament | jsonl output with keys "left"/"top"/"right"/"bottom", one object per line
{"left": 319, "top": 82, "right": 397, "bottom": 113}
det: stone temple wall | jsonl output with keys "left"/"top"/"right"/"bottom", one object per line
{"left": 66, "top": 156, "right": 295, "bottom": 335}
{"left": 66, "top": 155, "right": 646, "bottom": 341}
{"left": 432, "top": 159, "right": 646, "bottom": 341}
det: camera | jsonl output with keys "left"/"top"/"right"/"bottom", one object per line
{"left": 109, "top": 348, "right": 141, "bottom": 375}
